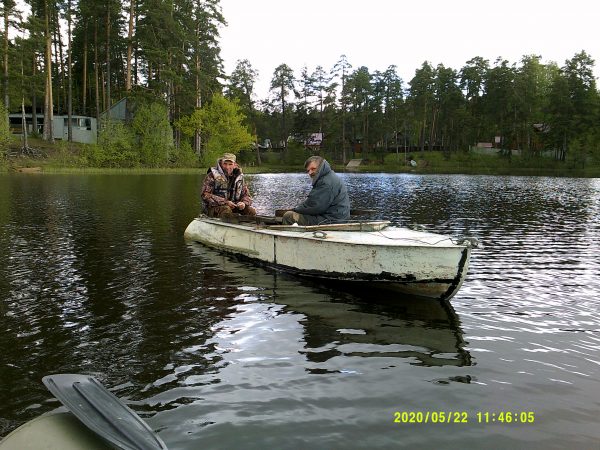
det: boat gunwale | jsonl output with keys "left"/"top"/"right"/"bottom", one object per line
{"left": 188, "top": 217, "right": 471, "bottom": 249}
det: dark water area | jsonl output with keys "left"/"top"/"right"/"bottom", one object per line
{"left": 0, "top": 173, "right": 599, "bottom": 449}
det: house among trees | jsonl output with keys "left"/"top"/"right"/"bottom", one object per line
{"left": 9, "top": 113, "right": 98, "bottom": 144}
{"left": 304, "top": 133, "right": 323, "bottom": 150}
{"left": 99, "top": 98, "right": 134, "bottom": 123}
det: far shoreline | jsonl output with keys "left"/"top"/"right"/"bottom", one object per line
{"left": 3, "top": 137, "right": 599, "bottom": 178}
{"left": 3, "top": 164, "right": 599, "bottom": 178}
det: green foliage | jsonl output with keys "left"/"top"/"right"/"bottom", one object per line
{"left": 0, "top": 104, "right": 11, "bottom": 154}
{"left": 237, "top": 146, "right": 258, "bottom": 166}
{"left": 79, "top": 102, "right": 177, "bottom": 168}
{"left": 226, "top": 59, "right": 258, "bottom": 112}
{"left": 175, "top": 109, "right": 202, "bottom": 139}
{"left": 170, "top": 140, "right": 200, "bottom": 168}
{"left": 284, "top": 142, "right": 312, "bottom": 165}
{"left": 249, "top": 143, "right": 312, "bottom": 167}
{"left": 569, "top": 138, "right": 586, "bottom": 168}
{"left": 84, "top": 120, "right": 137, "bottom": 167}
{"left": 270, "top": 64, "right": 295, "bottom": 99}
{"left": 48, "top": 141, "right": 86, "bottom": 168}
{"left": 201, "top": 95, "right": 253, "bottom": 164}
{"left": 177, "top": 94, "right": 253, "bottom": 166}
{"left": 269, "top": 64, "right": 296, "bottom": 144}
{"left": 569, "top": 130, "right": 600, "bottom": 168}
{"left": 379, "top": 149, "right": 600, "bottom": 176}
{"left": 4, "top": 0, "right": 600, "bottom": 173}
{"left": 131, "top": 102, "right": 174, "bottom": 167}
{"left": 83, "top": 104, "right": 176, "bottom": 168}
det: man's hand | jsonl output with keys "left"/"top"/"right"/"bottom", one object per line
{"left": 226, "top": 200, "right": 245, "bottom": 210}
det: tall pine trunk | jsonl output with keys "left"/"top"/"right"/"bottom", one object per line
{"left": 133, "top": 12, "right": 138, "bottom": 86}
{"left": 43, "top": 0, "right": 54, "bottom": 143}
{"left": 94, "top": 22, "right": 100, "bottom": 126}
{"left": 429, "top": 107, "right": 437, "bottom": 152}
{"left": 105, "top": 4, "right": 111, "bottom": 113}
{"left": 126, "top": 0, "right": 135, "bottom": 92}
{"left": 254, "top": 123, "right": 261, "bottom": 166}
{"left": 32, "top": 54, "right": 38, "bottom": 134}
{"left": 82, "top": 24, "right": 87, "bottom": 115}
{"left": 363, "top": 106, "right": 369, "bottom": 158}
{"left": 20, "top": 51, "right": 28, "bottom": 149}
{"left": 341, "top": 70, "right": 347, "bottom": 163}
{"left": 3, "top": 2, "right": 11, "bottom": 110}
{"left": 281, "top": 85, "right": 286, "bottom": 150}
{"left": 194, "top": 22, "right": 201, "bottom": 156}
{"left": 67, "top": 0, "right": 72, "bottom": 142}
{"left": 52, "top": 8, "right": 65, "bottom": 115}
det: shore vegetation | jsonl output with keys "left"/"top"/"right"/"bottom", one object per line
{"left": 1, "top": 2, "right": 598, "bottom": 177}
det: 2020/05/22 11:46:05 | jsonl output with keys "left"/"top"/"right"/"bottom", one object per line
{"left": 393, "top": 411, "right": 536, "bottom": 424}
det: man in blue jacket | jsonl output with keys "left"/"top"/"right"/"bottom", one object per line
{"left": 282, "top": 156, "right": 350, "bottom": 225}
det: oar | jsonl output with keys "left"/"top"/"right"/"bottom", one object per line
{"left": 42, "top": 374, "right": 168, "bottom": 450}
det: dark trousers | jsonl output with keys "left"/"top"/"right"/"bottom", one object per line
{"left": 206, "top": 205, "right": 257, "bottom": 219}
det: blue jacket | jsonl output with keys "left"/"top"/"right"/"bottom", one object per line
{"left": 293, "top": 160, "right": 350, "bottom": 225}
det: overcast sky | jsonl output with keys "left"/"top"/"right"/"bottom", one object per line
{"left": 219, "top": 0, "right": 599, "bottom": 99}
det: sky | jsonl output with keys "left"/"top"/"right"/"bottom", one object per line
{"left": 219, "top": 0, "right": 599, "bottom": 100}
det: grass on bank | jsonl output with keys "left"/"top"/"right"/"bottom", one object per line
{"left": 2, "top": 135, "right": 600, "bottom": 177}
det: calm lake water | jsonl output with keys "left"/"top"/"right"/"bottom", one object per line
{"left": 1, "top": 172, "right": 599, "bottom": 449}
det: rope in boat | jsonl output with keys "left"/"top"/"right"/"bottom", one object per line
{"left": 374, "top": 231, "right": 456, "bottom": 246}
{"left": 373, "top": 231, "right": 479, "bottom": 248}
{"left": 309, "top": 228, "right": 478, "bottom": 247}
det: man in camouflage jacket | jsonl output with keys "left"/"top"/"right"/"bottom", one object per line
{"left": 201, "top": 153, "right": 256, "bottom": 219}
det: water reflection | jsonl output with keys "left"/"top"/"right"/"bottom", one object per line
{"left": 1, "top": 173, "right": 600, "bottom": 448}
{"left": 189, "top": 244, "right": 471, "bottom": 369}
{"left": 0, "top": 174, "right": 204, "bottom": 435}
{"left": 283, "top": 287, "right": 470, "bottom": 369}
{"left": 150, "top": 244, "right": 471, "bottom": 449}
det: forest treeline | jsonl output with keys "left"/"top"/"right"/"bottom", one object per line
{"left": 1, "top": 0, "right": 599, "bottom": 168}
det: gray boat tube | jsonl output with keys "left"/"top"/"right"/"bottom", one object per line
{"left": 1, "top": 374, "right": 167, "bottom": 449}
{"left": 38, "top": 374, "right": 167, "bottom": 450}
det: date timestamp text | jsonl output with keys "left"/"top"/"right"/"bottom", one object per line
{"left": 393, "top": 411, "right": 535, "bottom": 424}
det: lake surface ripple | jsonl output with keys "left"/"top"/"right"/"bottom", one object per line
{"left": 0, "top": 173, "right": 599, "bottom": 449}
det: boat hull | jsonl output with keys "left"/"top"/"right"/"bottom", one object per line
{"left": 184, "top": 217, "right": 472, "bottom": 300}
{"left": 0, "top": 413, "right": 108, "bottom": 450}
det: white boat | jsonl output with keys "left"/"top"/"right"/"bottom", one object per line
{"left": 184, "top": 216, "right": 476, "bottom": 301}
